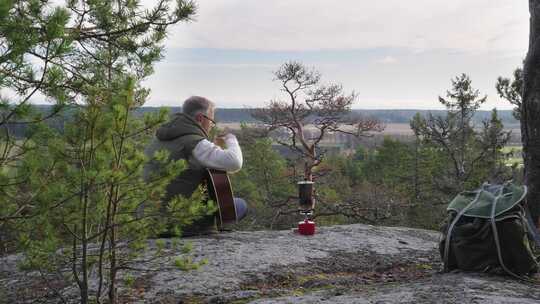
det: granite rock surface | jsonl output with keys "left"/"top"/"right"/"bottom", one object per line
{"left": 1, "top": 224, "right": 539, "bottom": 303}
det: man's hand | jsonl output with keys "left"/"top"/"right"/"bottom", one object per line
{"left": 214, "top": 136, "right": 226, "bottom": 148}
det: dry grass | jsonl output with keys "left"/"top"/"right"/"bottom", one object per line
{"left": 221, "top": 122, "right": 521, "bottom": 136}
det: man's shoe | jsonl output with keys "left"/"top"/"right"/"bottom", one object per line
{"left": 181, "top": 225, "right": 218, "bottom": 237}
{"left": 155, "top": 231, "right": 179, "bottom": 239}
{"left": 218, "top": 227, "right": 235, "bottom": 233}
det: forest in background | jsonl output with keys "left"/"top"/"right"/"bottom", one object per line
{"left": 5, "top": 104, "right": 522, "bottom": 125}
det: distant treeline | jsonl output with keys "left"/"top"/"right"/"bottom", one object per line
{"left": 4, "top": 105, "right": 519, "bottom": 138}
{"left": 139, "top": 107, "right": 519, "bottom": 124}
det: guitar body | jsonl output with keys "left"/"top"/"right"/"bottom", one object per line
{"left": 205, "top": 169, "right": 237, "bottom": 227}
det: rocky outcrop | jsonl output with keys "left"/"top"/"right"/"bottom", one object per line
{"left": 1, "top": 224, "right": 539, "bottom": 303}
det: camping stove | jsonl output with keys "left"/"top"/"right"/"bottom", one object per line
{"left": 298, "top": 210, "right": 315, "bottom": 235}
{"left": 297, "top": 180, "right": 316, "bottom": 235}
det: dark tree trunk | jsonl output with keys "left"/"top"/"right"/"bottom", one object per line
{"left": 522, "top": 0, "right": 540, "bottom": 221}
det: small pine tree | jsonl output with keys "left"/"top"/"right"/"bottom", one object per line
{"left": 0, "top": 1, "right": 211, "bottom": 303}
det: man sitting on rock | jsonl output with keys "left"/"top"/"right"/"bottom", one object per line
{"left": 144, "top": 96, "right": 247, "bottom": 236}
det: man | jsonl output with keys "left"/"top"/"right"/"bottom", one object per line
{"left": 144, "top": 96, "right": 247, "bottom": 236}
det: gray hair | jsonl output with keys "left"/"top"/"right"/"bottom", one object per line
{"left": 182, "top": 96, "right": 214, "bottom": 117}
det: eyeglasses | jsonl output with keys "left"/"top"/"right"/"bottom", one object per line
{"left": 200, "top": 114, "right": 217, "bottom": 126}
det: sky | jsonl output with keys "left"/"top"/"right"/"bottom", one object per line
{"left": 140, "top": 0, "right": 529, "bottom": 110}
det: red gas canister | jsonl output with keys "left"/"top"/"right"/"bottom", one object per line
{"left": 298, "top": 219, "right": 315, "bottom": 235}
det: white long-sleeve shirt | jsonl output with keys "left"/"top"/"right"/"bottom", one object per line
{"left": 192, "top": 133, "right": 243, "bottom": 173}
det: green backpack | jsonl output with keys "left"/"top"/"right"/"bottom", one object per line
{"left": 439, "top": 182, "right": 539, "bottom": 278}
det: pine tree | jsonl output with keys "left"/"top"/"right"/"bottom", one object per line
{"left": 0, "top": 1, "right": 212, "bottom": 303}
{"left": 478, "top": 109, "right": 511, "bottom": 181}
{"left": 411, "top": 74, "right": 509, "bottom": 193}
{"left": 251, "top": 61, "right": 383, "bottom": 222}
{"left": 522, "top": 0, "right": 540, "bottom": 224}
{"left": 252, "top": 61, "right": 383, "bottom": 182}
{"left": 496, "top": 68, "right": 523, "bottom": 120}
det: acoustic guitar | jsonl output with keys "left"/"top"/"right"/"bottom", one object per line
{"left": 205, "top": 168, "right": 237, "bottom": 228}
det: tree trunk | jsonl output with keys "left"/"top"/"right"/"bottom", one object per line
{"left": 522, "top": 0, "right": 540, "bottom": 222}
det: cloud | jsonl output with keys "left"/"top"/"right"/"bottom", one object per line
{"left": 377, "top": 56, "right": 398, "bottom": 64}
{"left": 157, "top": 0, "right": 528, "bottom": 54}
{"left": 162, "top": 62, "right": 279, "bottom": 69}
{"left": 144, "top": 47, "right": 522, "bottom": 110}
{"left": 137, "top": 1, "right": 526, "bottom": 110}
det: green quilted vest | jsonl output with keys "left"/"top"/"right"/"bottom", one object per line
{"left": 144, "top": 113, "right": 209, "bottom": 204}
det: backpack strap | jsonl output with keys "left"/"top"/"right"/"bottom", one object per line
{"left": 490, "top": 185, "right": 537, "bottom": 282}
{"left": 443, "top": 189, "right": 483, "bottom": 272}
